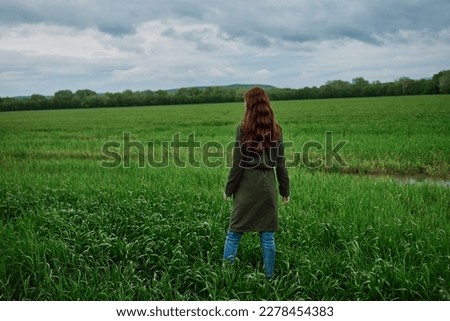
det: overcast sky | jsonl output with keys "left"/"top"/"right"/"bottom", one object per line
{"left": 1, "top": 0, "right": 449, "bottom": 97}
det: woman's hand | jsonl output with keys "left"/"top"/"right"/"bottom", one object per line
{"left": 282, "top": 196, "right": 290, "bottom": 204}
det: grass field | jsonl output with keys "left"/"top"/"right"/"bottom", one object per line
{"left": 0, "top": 95, "right": 449, "bottom": 300}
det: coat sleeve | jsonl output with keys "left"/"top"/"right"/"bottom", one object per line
{"left": 275, "top": 136, "right": 290, "bottom": 197}
{"left": 225, "top": 126, "right": 244, "bottom": 197}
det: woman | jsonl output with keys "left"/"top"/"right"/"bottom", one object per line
{"left": 223, "top": 86, "right": 290, "bottom": 278}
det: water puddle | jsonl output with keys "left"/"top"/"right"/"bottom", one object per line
{"left": 368, "top": 174, "right": 450, "bottom": 188}
{"left": 394, "top": 176, "right": 449, "bottom": 188}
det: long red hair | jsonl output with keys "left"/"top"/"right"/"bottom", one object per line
{"left": 241, "top": 87, "right": 280, "bottom": 152}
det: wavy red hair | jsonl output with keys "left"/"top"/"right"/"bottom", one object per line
{"left": 241, "top": 87, "right": 281, "bottom": 152}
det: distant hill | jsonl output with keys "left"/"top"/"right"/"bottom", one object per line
{"left": 224, "top": 84, "right": 277, "bottom": 90}
{"left": 167, "top": 84, "right": 277, "bottom": 93}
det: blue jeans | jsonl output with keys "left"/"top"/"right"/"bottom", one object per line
{"left": 223, "top": 230, "right": 275, "bottom": 278}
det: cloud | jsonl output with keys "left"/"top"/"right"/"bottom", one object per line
{"left": 0, "top": 0, "right": 209, "bottom": 37}
{"left": 0, "top": 0, "right": 449, "bottom": 96}
{"left": 2, "top": 0, "right": 449, "bottom": 41}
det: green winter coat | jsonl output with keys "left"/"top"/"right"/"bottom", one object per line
{"left": 225, "top": 125, "right": 290, "bottom": 232}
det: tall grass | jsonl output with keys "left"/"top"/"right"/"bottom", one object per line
{"left": 0, "top": 96, "right": 449, "bottom": 300}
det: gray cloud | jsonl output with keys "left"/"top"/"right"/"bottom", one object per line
{"left": 1, "top": 0, "right": 142, "bottom": 36}
{"left": 1, "top": 0, "right": 449, "bottom": 96}
{"left": 2, "top": 0, "right": 449, "bottom": 40}
{"left": 198, "top": 1, "right": 450, "bottom": 45}
{"left": 0, "top": 0, "right": 211, "bottom": 37}
{"left": 161, "top": 26, "right": 220, "bottom": 52}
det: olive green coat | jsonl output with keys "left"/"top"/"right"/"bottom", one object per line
{"left": 224, "top": 125, "right": 290, "bottom": 232}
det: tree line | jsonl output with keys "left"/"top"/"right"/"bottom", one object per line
{"left": 1, "top": 70, "right": 449, "bottom": 112}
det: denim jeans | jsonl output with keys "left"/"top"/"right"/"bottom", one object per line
{"left": 223, "top": 230, "right": 275, "bottom": 278}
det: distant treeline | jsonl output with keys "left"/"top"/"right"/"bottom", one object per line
{"left": 1, "top": 70, "right": 449, "bottom": 111}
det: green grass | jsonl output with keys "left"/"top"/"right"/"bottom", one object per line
{"left": 0, "top": 95, "right": 449, "bottom": 300}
